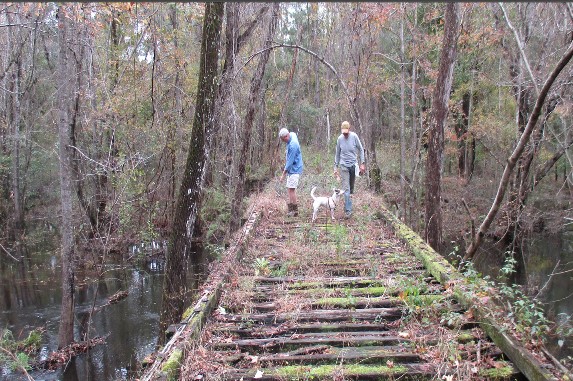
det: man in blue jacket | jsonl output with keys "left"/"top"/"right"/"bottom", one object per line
{"left": 279, "top": 127, "right": 304, "bottom": 217}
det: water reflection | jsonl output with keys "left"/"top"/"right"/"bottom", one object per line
{"left": 466, "top": 230, "right": 573, "bottom": 363}
{"left": 0, "top": 240, "right": 208, "bottom": 381}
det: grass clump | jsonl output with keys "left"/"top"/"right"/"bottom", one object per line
{"left": 0, "top": 328, "right": 43, "bottom": 374}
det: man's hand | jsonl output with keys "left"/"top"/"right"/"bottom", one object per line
{"left": 333, "top": 169, "right": 340, "bottom": 181}
{"left": 359, "top": 163, "right": 365, "bottom": 176}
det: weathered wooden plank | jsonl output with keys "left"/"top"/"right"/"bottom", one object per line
{"left": 254, "top": 276, "right": 384, "bottom": 288}
{"left": 256, "top": 345, "right": 422, "bottom": 365}
{"left": 220, "top": 363, "right": 437, "bottom": 381}
{"left": 211, "top": 332, "right": 408, "bottom": 352}
{"left": 251, "top": 296, "right": 403, "bottom": 312}
{"left": 253, "top": 284, "right": 394, "bottom": 297}
{"left": 211, "top": 322, "right": 394, "bottom": 337}
{"left": 215, "top": 307, "right": 403, "bottom": 324}
{"left": 222, "top": 363, "right": 521, "bottom": 381}
{"left": 220, "top": 362, "right": 522, "bottom": 381}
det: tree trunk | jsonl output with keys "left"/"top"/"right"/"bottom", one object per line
{"left": 209, "top": 4, "right": 269, "bottom": 190}
{"left": 6, "top": 9, "right": 25, "bottom": 241}
{"left": 399, "top": 3, "right": 406, "bottom": 219}
{"left": 424, "top": 3, "right": 460, "bottom": 251}
{"left": 158, "top": 2, "right": 224, "bottom": 346}
{"left": 229, "top": 3, "right": 279, "bottom": 233}
{"left": 455, "top": 91, "right": 475, "bottom": 181}
{"left": 56, "top": 4, "right": 77, "bottom": 349}
{"left": 408, "top": 3, "right": 420, "bottom": 229}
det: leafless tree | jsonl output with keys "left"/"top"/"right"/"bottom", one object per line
{"left": 425, "top": 3, "right": 460, "bottom": 251}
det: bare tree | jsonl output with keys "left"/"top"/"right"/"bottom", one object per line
{"left": 229, "top": 3, "right": 279, "bottom": 232}
{"left": 56, "top": 4, "right": 78, "bottom": 349}
{"left": 464, "top": 41, "right": 573, "bottom": 260}
{"left": 424, "top": 3, "right": 460, "bottom": 251}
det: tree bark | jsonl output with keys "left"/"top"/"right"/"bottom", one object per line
{"left": 6, "top": 9, "right": 25, "bottom": 240}
{"left": 399, "top": 3, "right": 407, "bottom": 219}
{"left": 158, "top": 2, "right": 224, "bottom": 345}
{"left": 56, "top": 4, "right": 77, "bottom": 349}
{"left": 424, "top": 3, "right": 460, "bottom": 251}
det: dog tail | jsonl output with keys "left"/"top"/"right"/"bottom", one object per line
{"left": 311, "top": 186, "right": 317, "bottom": 200}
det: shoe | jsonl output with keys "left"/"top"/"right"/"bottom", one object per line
{"left": 344, "top": 211, "right": 352, "bottom": 219}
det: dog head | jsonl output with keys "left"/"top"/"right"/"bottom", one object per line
{"left": 332, "top": 188, "right": 343, "bottom": 198}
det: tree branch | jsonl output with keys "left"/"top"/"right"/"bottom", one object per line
{"left": 533, "top": 139, "right": 573, "bottom": 187}
{"left": 238, "top": 42, "right": 364, "bottom": 133}
{"left": 464, "top": 41, "right": 573, "bottom": 260}
{"left": 0, "top": 242, "right": 20, "bottom": 262}
{"left": 498, "top": 3, "right": 539, "bottom": 96}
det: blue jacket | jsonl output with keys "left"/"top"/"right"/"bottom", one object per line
{"left": 284, "top": 132, "right": 304, "bottom": 174}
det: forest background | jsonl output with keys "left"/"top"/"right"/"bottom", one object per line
{"left": 0, "top": 1, "right": 572, "bottom": 374}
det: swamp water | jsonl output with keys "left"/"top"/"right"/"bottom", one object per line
{"left": 0, "top": 239, "right": 208, "bottom": 381}
{"left": 463, "top": 230, "right": 573, "bottom": 365}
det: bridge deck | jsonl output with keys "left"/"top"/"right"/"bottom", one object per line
{"left": 142, "top": 188, "right": 562, "bottom": 380}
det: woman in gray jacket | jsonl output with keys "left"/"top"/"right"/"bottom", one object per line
{"left": 333, "top": 121, "right": 365, "bottom": 218}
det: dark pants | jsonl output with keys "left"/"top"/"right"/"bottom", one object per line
{"left": 341, "top": 165, "right": 356, "bottom": 214}
{"left": 348, "top": 165, "right": 356, "bottom": 194}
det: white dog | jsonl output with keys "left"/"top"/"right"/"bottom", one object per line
{"left": 311, "top": 186, "right": 343, "bottom": 222}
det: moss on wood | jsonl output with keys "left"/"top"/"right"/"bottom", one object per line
{"left": 478, "top": 363, "right": 516, "bottom": 379}
{"left": 275, "top": 363, "right": 409, "bottom": 378}
{"left": 161, "top": 349, "right": 182, "bottom": 381}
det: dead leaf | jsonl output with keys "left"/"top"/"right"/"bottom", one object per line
{"left": 249, "top": 355, "right": 259, "bottom": 363}
{"left": 386, "top": 360, "right": 394, "bottom": 368}
{"left": 254, "top": 370, "right": 264, "bottom": 378}
{"left": 398, "top": 331, "right": 410, "bottom": 338}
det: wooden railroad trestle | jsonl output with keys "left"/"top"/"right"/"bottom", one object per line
{"left": 141, "top": 200, "right": 560, "bottom": 381}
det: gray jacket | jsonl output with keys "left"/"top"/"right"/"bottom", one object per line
{"left": 334, "top": 131, "right": 365, "bottom": 169}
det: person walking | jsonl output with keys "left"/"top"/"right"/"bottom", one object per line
{"left": 333, "top": 121, "right": 365, "bottom": 218}
{"left": 279, "top": 127, "right": 304, "bottom": 217}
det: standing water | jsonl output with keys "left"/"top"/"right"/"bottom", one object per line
{"left": 468, "top": 229, "right": 573, "bottom": 366}
{"left": 0, "top": 237, "right": 207, "bottom": 381}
